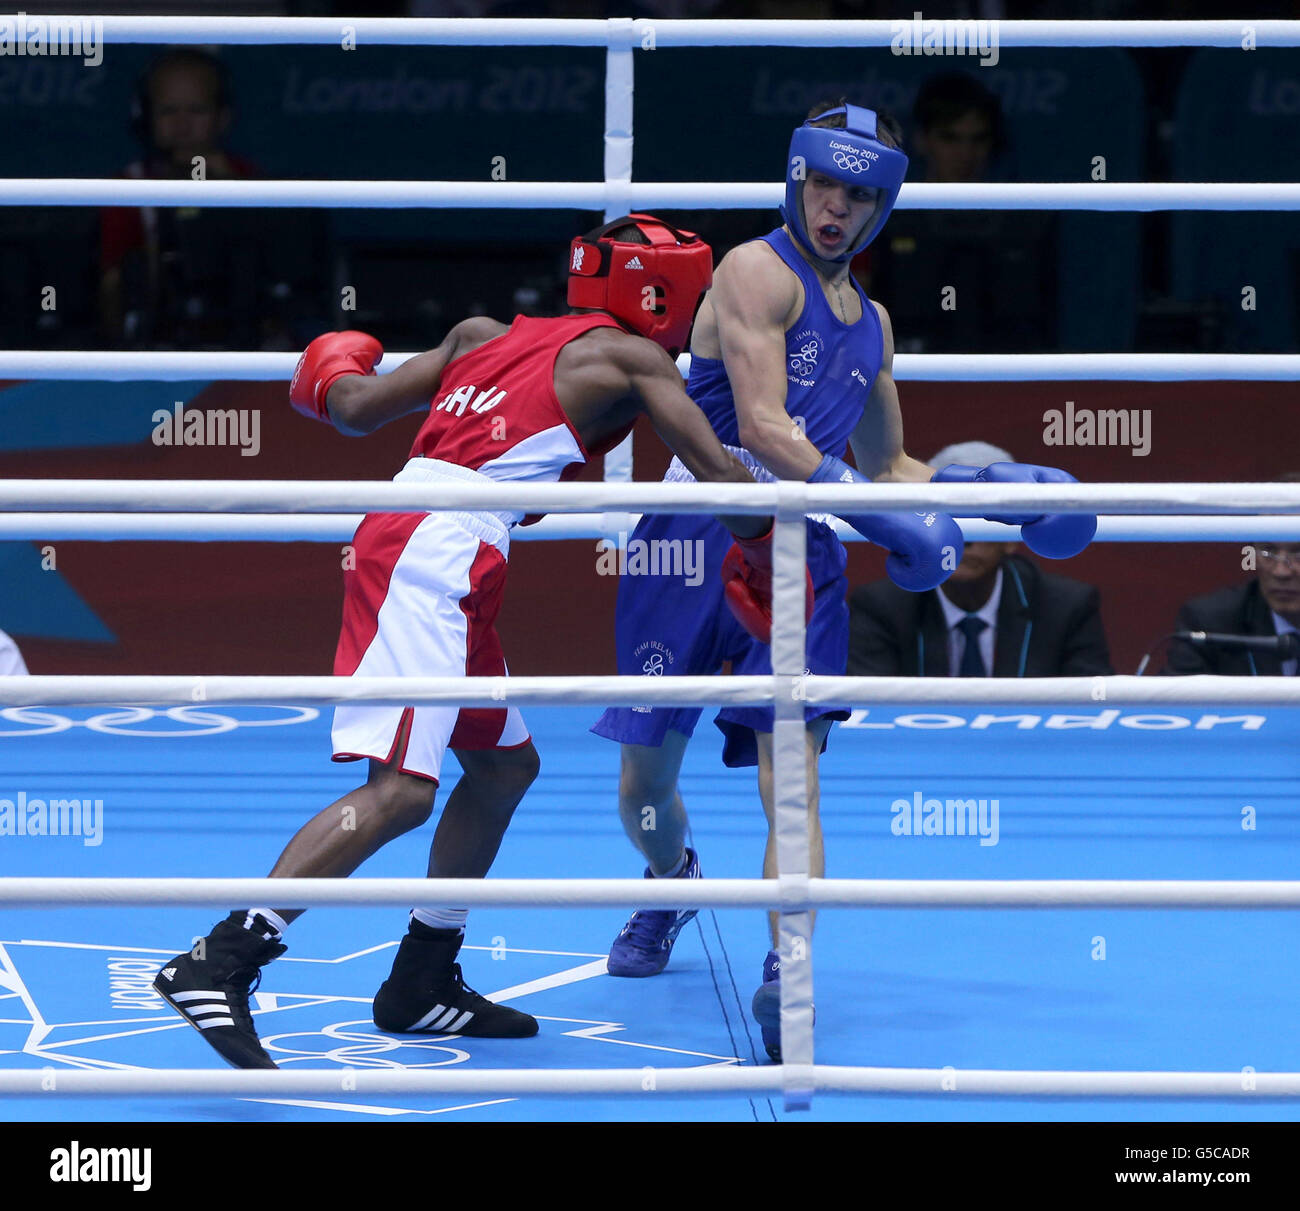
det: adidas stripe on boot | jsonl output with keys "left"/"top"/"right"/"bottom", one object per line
{"left": 372, "top": 927, "right": 538, "bottom": 1038}
{"left": 153, "top": 913, "right": 287, "bottom": 1070}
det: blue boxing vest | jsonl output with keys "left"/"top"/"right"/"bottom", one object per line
{"left": 685, "top": 226, "right": 884, "bottom": 463}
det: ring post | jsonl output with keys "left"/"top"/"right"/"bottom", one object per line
{"left": 772, "top": 484, "right": 814, "bottom": 1109}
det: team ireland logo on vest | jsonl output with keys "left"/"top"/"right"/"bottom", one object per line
{"left": 788, "top": 329, "right": 823, "bottom": 386}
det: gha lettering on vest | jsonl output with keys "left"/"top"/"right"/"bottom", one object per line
{"left": 435, "top": 383, "right": 508, "bottom": 418}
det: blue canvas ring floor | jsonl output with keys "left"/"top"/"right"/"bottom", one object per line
{"left": 1, "top": 700, "right": 1297, "bottom": 1122}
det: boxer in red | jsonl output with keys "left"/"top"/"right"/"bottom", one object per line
{"left": 154, "top": 214, "right": 774, "bottom": 1069}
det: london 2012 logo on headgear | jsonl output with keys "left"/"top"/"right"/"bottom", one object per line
{"left": 828, "top": 141, "right": 878, "bottom": 175}
{"left": 832, "top": 150, "right": 873, "bottom": 174}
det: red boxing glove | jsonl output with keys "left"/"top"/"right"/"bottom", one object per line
{"left": 290, "top": 330, "right": 383, "bottom": 424}
{"left": 721, "top": 527, "right": 816, "bottom": 645}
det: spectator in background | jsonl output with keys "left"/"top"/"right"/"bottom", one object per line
{"left": 100, "top": 48, "right": 326, "bottom": 351}
{"left": 848, "top": 441, "right": 1112, "bottom": 676}
{"left": 867, "top": 71, "right": 1057, "bottom": 354}
{"left": 1164, "top": 473, "right": 1300, "bottom": 675}
{"left": 0, "top": 628, "right": 29, "bottom": 675}
{"left": 100, "top": 48, "right": 254, "bottom": 347}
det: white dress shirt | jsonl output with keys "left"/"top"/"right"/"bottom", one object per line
{"left": 939, "top": 569, "right": 1003, "bottom": 677}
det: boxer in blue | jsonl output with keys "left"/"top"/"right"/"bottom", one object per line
{"left": 592, "top": 102, "right": 1095, "bottom": 1061}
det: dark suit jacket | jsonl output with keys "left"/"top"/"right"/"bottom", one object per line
{"left": 848, "top": 554, "right": 1113, "bottom": 677}
{"left": 1165, "top": 580, "right": 1289, "bottom": 675}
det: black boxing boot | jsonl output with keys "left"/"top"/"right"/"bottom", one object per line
{"left": 372, "top": 923, "right": 538, "bottom": 1038}
{"left": 153, "top": 911, "right": 287, "bottom": 1070}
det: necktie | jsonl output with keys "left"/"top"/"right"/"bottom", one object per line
{"left": 957, "top": 614, "right": 987, "bottom": 677}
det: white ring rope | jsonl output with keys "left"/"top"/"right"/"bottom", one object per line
{"left": 7, "top": 14, "right": 1293, "bottom": 1110}
{"left": 0, "top": 1066, "right": 1295, "bottom": 1100}
{"left": 4, "top": 514, "right": 1297, "bottom": 544}
{"left": 4, "top": 180, "right": 1298, "bottom": 212}
{"left": 5, "top": 876, "right": 1300, "bottom": 910}
{"left": 60, "top": 16, "right": 1300, "bottom": 49}
{"left": 0, "top": 674, "right": 1296, "bottom": 708}
{"left": 0, "top": 479, "right": 1296, "bottom": 516}
{"left": 4, "top": 351, "right": 1299, "bottom": 382}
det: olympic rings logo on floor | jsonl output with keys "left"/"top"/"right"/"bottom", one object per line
{"left": 260, "top": 1020, "right": 471, "bottom": 1069}
{"left": 0, "top": 705, "right": 320, "bottom": 737}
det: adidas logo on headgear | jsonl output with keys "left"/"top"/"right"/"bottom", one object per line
{"left": 623, "top": 256, "right": 644, "bottom": 270}
{"left": 159, "top": 967, "right": 176, "bottom": 982}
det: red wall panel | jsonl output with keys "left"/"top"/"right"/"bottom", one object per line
{"left": 5, "top": 380, "right": 1286, "bottom": 678}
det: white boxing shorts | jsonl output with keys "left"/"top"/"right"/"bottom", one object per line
{"left": 330, "top": 458, "right": 530, "bottom": 784}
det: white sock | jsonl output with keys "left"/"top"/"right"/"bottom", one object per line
{"left": 244, "top": 907, "right": 288, "bottom": 939}
{"left": 658, "top": 850, "right": 689, "bottom": 879}
{"left": 411, "top": 907, "right": 469, "bottom": 933}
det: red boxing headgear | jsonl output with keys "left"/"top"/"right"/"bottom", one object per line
{"left": 567, "top": 213, "right": 713, "bottom": 358}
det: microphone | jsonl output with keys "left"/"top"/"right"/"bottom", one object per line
{"left": 1175, "top": 631, "right": 1300, "bottom": 659}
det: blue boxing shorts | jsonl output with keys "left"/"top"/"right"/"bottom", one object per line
{"left": 590, "top": 510, "right": 849, "bottom": 767}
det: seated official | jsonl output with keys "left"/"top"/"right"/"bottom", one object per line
{"left": 848, "top": 442, "right": 1113, "bottom": 677}
{"left": 1165, "top": 540, "right": 1299, "bottom": 675}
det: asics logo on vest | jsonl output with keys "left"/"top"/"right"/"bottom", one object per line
{"left": 832, "top": 150, "right": 873, "bottom": 174}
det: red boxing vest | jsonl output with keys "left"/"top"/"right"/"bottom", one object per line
{"left": 410, "top": 314, "right": 634, "bottom": 498}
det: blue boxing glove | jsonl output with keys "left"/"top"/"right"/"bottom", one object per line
{"left": 932, "top": 461, "right": 1096, "bottom": 559}
{"left": 811, "top": 454, "right": 963, "bottom": 591}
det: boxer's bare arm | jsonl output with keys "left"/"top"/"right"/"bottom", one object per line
{"left": 849, "top": 301, "right": 935, "bottom": 483}
{"left": 623, "top": 341, "right": 766, "bottom": 538}
{"left": 712, "top": 242, "right": 825, "bottom": 481}
{"left": 612, "top": 340, "right": 763, "bottom": 539}
{"left": 327, "top": 317, "right": 507, "bottom": 436}
{"left": 556, "top": 329, "right": 767, "bottom": 540}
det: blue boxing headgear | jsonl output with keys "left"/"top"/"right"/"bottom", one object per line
{"left": 781, "top": 104, "right": 909, "bottom": 263}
